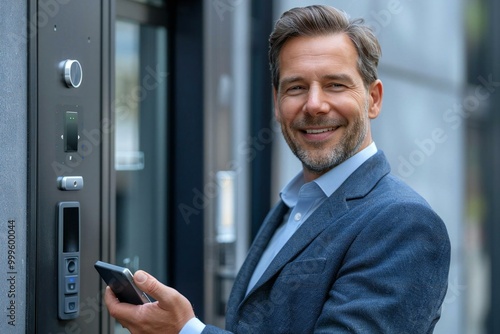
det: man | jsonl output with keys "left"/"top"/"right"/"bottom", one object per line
{"left": 105, "top": 5, "right": 450, "bottom": 333}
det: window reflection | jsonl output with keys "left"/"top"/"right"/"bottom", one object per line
{"left": 131, "top": 0, "right": 164, "bottom": 7}
{"left": 115, "top": 21, "right": 141, "bottom": 168}
{"left": 114, "top": 19, "right": 168, "bottom": 299}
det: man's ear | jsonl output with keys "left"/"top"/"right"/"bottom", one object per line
{"left": 368, "top": 79, "right": 383, "bottom": 120}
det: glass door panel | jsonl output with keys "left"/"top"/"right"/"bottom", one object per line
{"left": 131, "top": 0, "right": 165, "bottom": 7}
{"left": 114, "top": 19, "right": 168, "bottom": 291}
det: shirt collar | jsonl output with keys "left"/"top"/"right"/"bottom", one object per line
{"left": 281, "top": 142, "right": 378, "bottom": 208}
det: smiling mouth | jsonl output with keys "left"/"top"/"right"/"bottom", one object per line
{"left": 304, "top": 127, "right": 337, "bottom": 134}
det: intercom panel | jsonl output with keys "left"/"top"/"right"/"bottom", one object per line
{"left": 57, "top": 202, "right": 81, "bottom": 320}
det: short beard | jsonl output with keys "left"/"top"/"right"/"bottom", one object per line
{"left": 281, "top": 101, "right": 369, "bottom": 175}
{"left": 296, "top": 116, "right": 366, "bottom": 174}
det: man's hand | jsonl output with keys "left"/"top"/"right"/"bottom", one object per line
{"left": 104, "top": 270, "right": 196, "bottom": 334}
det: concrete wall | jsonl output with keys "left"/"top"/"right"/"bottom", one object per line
{"left": 272, "top": 1, "right": 465, "bottom": 333}
{"left": 0, "top": 1, "right": 28, "bottom": 333}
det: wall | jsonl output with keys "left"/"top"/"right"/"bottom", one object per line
{"left": 272, "top": 1, "right": 465, "bottom": 333}
{"left": 0, "top": 1, "right": 28, "bottom": 333}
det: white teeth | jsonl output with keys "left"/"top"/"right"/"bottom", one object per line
{"left": 305, "top": 128, "right": 334, "bottom": 134}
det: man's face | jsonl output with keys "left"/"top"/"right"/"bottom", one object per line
{"left": 274, "top": 33, "right": 382, "bottom": 181}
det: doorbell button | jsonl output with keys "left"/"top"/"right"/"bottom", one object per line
{"left": 62, "top": 59, "right": 83, "bottom": 88}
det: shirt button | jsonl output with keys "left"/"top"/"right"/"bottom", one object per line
{"left": 294, "top": 213, "right": 302, "bottom": 221}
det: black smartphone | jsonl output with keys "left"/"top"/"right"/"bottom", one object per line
{"left": 94, "top": 261, "right": 151, "bottom": 305}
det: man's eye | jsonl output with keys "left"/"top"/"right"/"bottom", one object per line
{"left": 287, "top": 86, "right": 304, "bottom": 93}
{"left": 329, "top": 83, "right": 345, "bottom": 89}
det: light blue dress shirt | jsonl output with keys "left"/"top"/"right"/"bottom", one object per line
{"left": 181, "top": 142, "right": 378, "bottom": 334}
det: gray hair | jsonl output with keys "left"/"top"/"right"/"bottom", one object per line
{"left": 269, "top": 5, "right": 381, "bottom": 90}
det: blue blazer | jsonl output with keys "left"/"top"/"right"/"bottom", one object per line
{"left": 204, "top": 151, "right": 450, "bottom": 333}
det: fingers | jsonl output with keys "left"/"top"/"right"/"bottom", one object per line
{"left": 104, "top": 286, "right": 137, "bottom": 323}
{"left": 133, "top": 270, "right": 195, "bottom": 325}
{"left": 104, "top": 286, "right": 117, "bottom": 307}
{"left": 104, "top": 272, "right": 196, "bottom": 333}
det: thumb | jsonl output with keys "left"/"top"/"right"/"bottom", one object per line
{"left": 133, "top": 270, "right": 149, "bottom": 285}
{"left": 133, "top": 270, "right": 170, "bottom": 303}
{"left": 134, "top": 270, "right": 196, "bottom": 327}
{"left": 133, "top": 270, "right": 194, "bottom": 317}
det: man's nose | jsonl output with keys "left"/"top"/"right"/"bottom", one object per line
{"left": 304, "top": 86, "right": 329, "bottom": 115}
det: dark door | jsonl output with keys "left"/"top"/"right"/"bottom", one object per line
{"left": 28, "top": 0, "right": 205, "bottom": 332}
{"left": 29, "top": 0, "right": 109, "bottom": 332}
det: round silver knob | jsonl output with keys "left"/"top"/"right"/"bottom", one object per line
{"left": 63, "top": 59, "right": 83, "bottom": 88}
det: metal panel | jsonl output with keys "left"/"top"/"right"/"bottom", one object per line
{"left": 32, "top": 0, "right": 107, "bottom": 332}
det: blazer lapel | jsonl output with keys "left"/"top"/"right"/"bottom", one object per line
{"left": 245, "top": 151, "right": 391, "bottom": 298}
{"left": 225, "top": 201, "right": 289, "bottom": 325}
{"left": 245, "top": 193, "right": 345, "bottom": 297}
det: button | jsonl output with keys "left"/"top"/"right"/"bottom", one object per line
{"left": 57, "top": 176, "right": 84, "bottom": 191}
{"left": 65, "top": 276, "right": 78, "bottom": 294}
{"left": 64, "top": 296, "right": 79, "bottom": 314}
{"left": 62, "top": 59, "right": 83, "bottom": 88}
{"left": 66, "top": 259, "right": 78, "bottom": 274}
{"left": 294, "top": 213, "right": 302, "bottom": 221}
